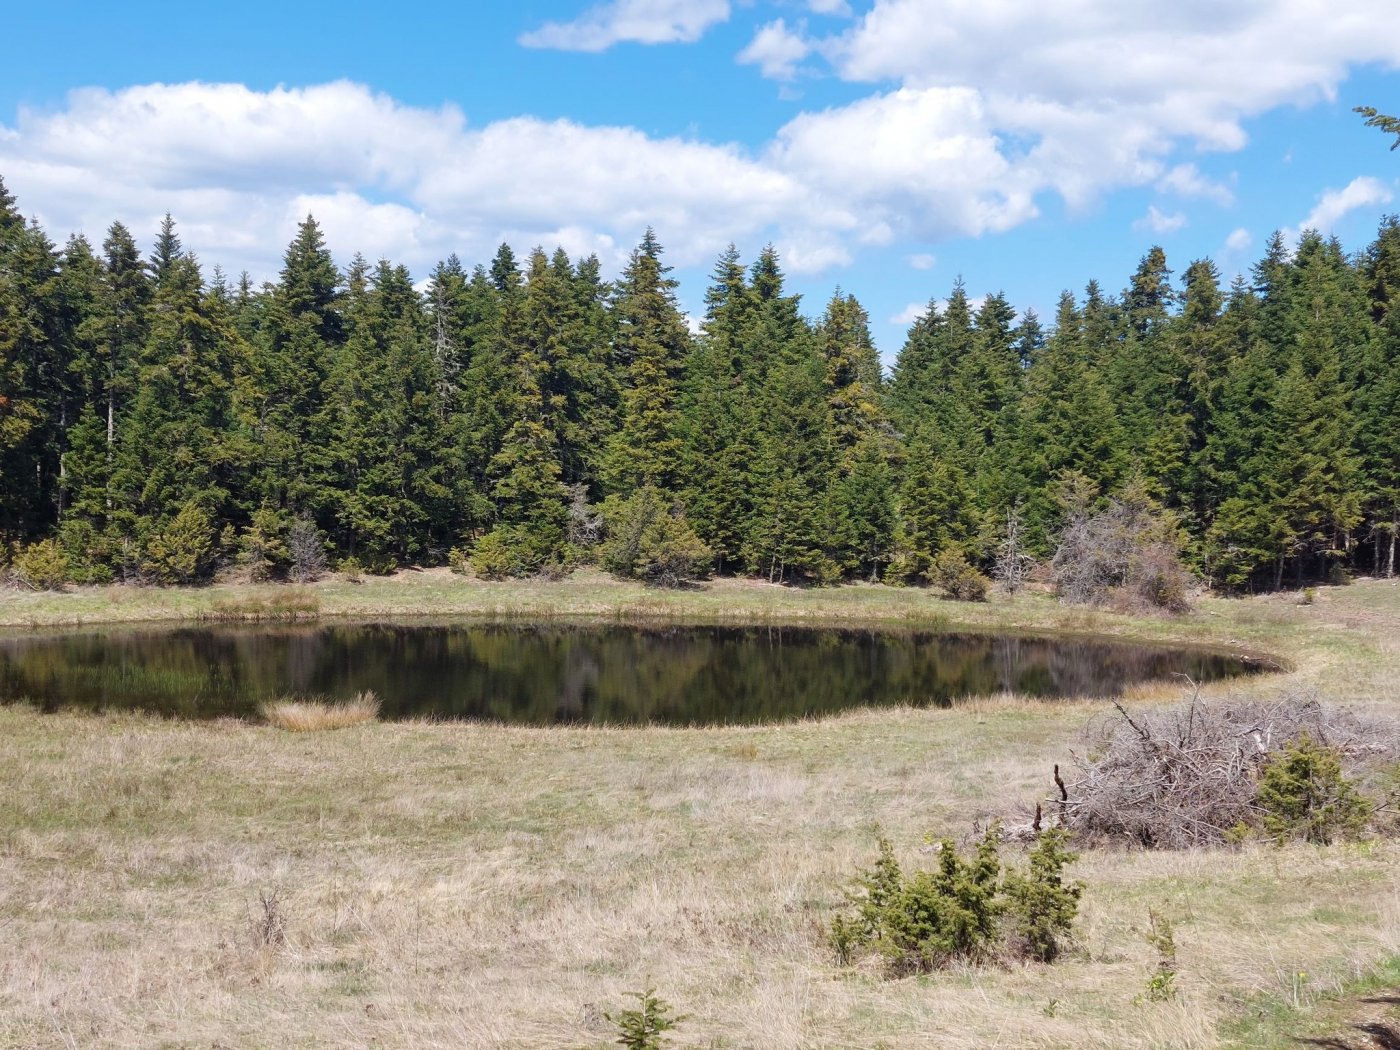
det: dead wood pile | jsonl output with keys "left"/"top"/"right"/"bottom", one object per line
{"left": 1040, "top": 690, "right": 1396, "bottom": 848}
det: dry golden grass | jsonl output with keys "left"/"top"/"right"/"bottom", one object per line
{"left": 260, "top": 692, "right": 381, "bottom": 732}
{"left": 0, "top": 578, "right": 1398, "bottom": 1048}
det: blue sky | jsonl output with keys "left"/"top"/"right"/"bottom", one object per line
{"left": 3, "top": 1, "right": 1400, "bottom": 359}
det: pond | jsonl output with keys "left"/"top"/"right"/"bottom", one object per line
{"left": 0, "top": 621, "right": 1270, "bottom": 726}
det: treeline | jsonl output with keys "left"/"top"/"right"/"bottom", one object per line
{"left": 1, "top": 173, "right": 1398, "bottom": 591}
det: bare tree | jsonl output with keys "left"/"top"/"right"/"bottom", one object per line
{"left": 288, "top": 518, "right": 328, "bottom": 583}
{"left": 994, "top": 503, "right": 1032, "bottom": 595}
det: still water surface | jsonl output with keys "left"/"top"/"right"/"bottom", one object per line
{"left": 0, "top": 622, "right": 1266, "bottom": 726}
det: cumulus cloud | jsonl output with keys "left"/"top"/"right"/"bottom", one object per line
{"left": 1157, "top": 163, "right": 1234, "bottom": 206}
{"left": 0, "top": 81, "right": 814, "bottom": 279}
{"left": 738, "top": 19, "right": 811, "bottom": 80}
{"left": 8, "top": 0, "right": 1400, "bottom": 287}
{"left": 519, "top": 0, "right": 729, "bottom": 51}
{"left": 1134, "top": 205, "right": 1187, "bottom": 235}
{"left": 813, "top": 0, "right": 1400, "bottom": 211}
{"left": 1224, "top": 227, "right": 1253, "bottom": 254}
{"left": 1293, "top": 175, "right": 1394, "bottom": 238}
{"left": 808, "top": 0, "right": 852, "bottom": 15}
{"left": 907, "top": 252, "right": 936, "bottom": 270}
{"left": 0, "top": 78, "right": 1056, "bottom": 283}
{"left": 768, "top": 87, "right": 1038, "bottom": 240}
{"left": 892, "top": 301, "right": 929, "bottom": 326}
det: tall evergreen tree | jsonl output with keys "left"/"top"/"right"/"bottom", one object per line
{"left": 601, "top": 230, "right": 690, "bottom": 493}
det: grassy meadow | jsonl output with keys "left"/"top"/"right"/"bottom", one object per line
{"left": 2, "top": 571, "right": 1399, "bottom": 1048}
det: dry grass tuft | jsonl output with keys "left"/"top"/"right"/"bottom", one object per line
{"left": 260, "top": 691, "right": 380, "bottom": 731}
{"left": 202, "top": 589, "right": 322, "bottom": 622}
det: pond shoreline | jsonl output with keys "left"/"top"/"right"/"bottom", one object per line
{"left": 0, "top": 566, "right": 1296, "bottom": 667}
{"left": 0, "top": 619, "right": 1274, "bottom": 725}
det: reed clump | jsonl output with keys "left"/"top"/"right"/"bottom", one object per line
{"left": 260, "top": 691, "right": 380, "bottom": 731}
{"left": 202, "top": 590, "right": 322, "bottom": 622}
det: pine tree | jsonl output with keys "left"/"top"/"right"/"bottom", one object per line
{"left": 601, "top": 230, "right": 690, "bottom": 493}
{"left": 0, "top": 192, "right": 68, "bottom": 540}
{"left": 1014, "top": 291, "right": 1128, "bottom": 549}
{"left": 322, "top": 261, "right": 447, "bottom": 568}
{"left": 818, "top": 289, "right": 885, "bottom": 456}
{"left": 1356, "top": 216, "right": 1400, "bottom": 575}
{"left": 248, "top": 216, "right": 344, "bottom": 520}
{"left": 110, "top": 253, "right": 237, "bottom": 552}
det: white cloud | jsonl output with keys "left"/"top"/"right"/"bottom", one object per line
{"left": 811, "top": 1, "right": 1400, "bottom": 212}
{"left": 768, "top": 87, "right": 1039, "bottom": 241}
{"left": 1133, "top": 205, "right": 1187, "bottom": 235}
{"left": 778, "top": 237, "right": 853, "bottom": 274}
{"left": 738, "top": 19, "right": 811, "bottom": 80}
{"left": 892, "top": 302, "right": 929, "bottom": 326}
{"left": 1157, "top": 163, "right": 1234, "bottom": 206}
{"left": 1224, "top": 227, "right": 1253, "bottom": 253}
{"left": 0, "top": 81, "right": 815, "bottom": 280}
{"left": 808, "top": 0, "right": 852, "bottom": 15}
{"left": 1294, "top": 175, "right": 1394, "bottom": 238}
{"left": 907, "top": 252, "right": 936, "bottom": 270}
{"left": 519, "top": 0, "right": 729, "bottom": 51}
{"left": 0, "top": 78, "right": 1051, "bottom": 284}
{"left": 8, "top": 0, "right": 1400, "bottom": 295}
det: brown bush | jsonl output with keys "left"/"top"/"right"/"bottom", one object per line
{"left": 1051, "top": 483, "right": 1193, "bottom": 612}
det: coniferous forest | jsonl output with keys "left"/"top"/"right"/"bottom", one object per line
{"left": 2, "top": 172, "right": 1399, "bottom": 593}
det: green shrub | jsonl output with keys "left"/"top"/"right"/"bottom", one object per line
{"left": 929, "top": 548, "right": 990, "bottom": 602}
{"left": 238, "top": 507, "right": 290, "bottom": 582}
{"left": 10, "top": 538, "right": 70, "bottom": 590}
{"left": 470, "top": 524, "right": 568, "bottom": 580}
{"left": 636, "top": 513, "right": 712, "bottom": 588}
{"left": 142, "top": 502, "right": 217, "bottom": 584}
{"left": 1143, "top": 910, "right": 1178, "bottom": 1002}
{"left": 337, "top": 556, "right": 364, "bottom": 583}
{"left": 54, "top": 520, "right": 115, "bottom": 584}
{"left": 469, "top": 530, "right": 513, "bottom": 580}
{"left": 605, "top": 986, "right": 686, "bottom": 1050}
{"left": 601, "top": 487, "right": 711, "bottom": 587}
{"left": 883, "top": 549, "right": 922, "bottom": 586}
{"left": 833, "top": 826, "right": 1080, "bottom": 975}
{"left": 447, "top": 546, "right": 470, "bottom": 575}
{"left": 1257, "top": 734, "right": 1371, "bottom": 844}
{"left": 1003, "top": 828, "right": 1082, "bottom": 963}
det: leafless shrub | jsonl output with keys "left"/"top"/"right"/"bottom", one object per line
{"left": 567, "top": 483, "right": 604, "bottom": 550}
{"left": 1051, "top": 482, "right": 1193, "bottom": 612}
{"left": 288, "top": 518, "right": 328, "bottom": 583}
{"left": 1042, "top": 690, "right": 1397, "bottom": 848}
{"left": 994, "top": 503, "right": 1033, "bottom": 596}
{"left": 251, "top": 888, "right": 287, "bottom": 951}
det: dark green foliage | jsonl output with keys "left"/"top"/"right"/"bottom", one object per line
{"left": 1, "top": 178, "right": 1398, "bottom": 594}
{"left": 142, "top": 500, "right": 217, "bottom": 584}
{"left": 605, "top": 986, "right": 686, "bottom": 1050}
{"left": 601, "top": 231, "right": 689, "bottom": 494}
{"left": 600, "top": 486, "right": 712, "bottom": 587}
{"left": 1256, "top": 734, "right": 1371, "bottom": 844}
{"left": 834, "top": 827, "right": 1080, "bottom": 975}
{"left": 1003, "top": 828, "right": 1082, "bottom": 963}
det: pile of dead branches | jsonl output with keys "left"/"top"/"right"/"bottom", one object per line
{"left": 1042, "top": 690, "right": 1396, "bottom": 848}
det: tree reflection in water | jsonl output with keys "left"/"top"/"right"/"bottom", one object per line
{"left": 0, "top": 623, "right": 1266, "bottom": 725}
